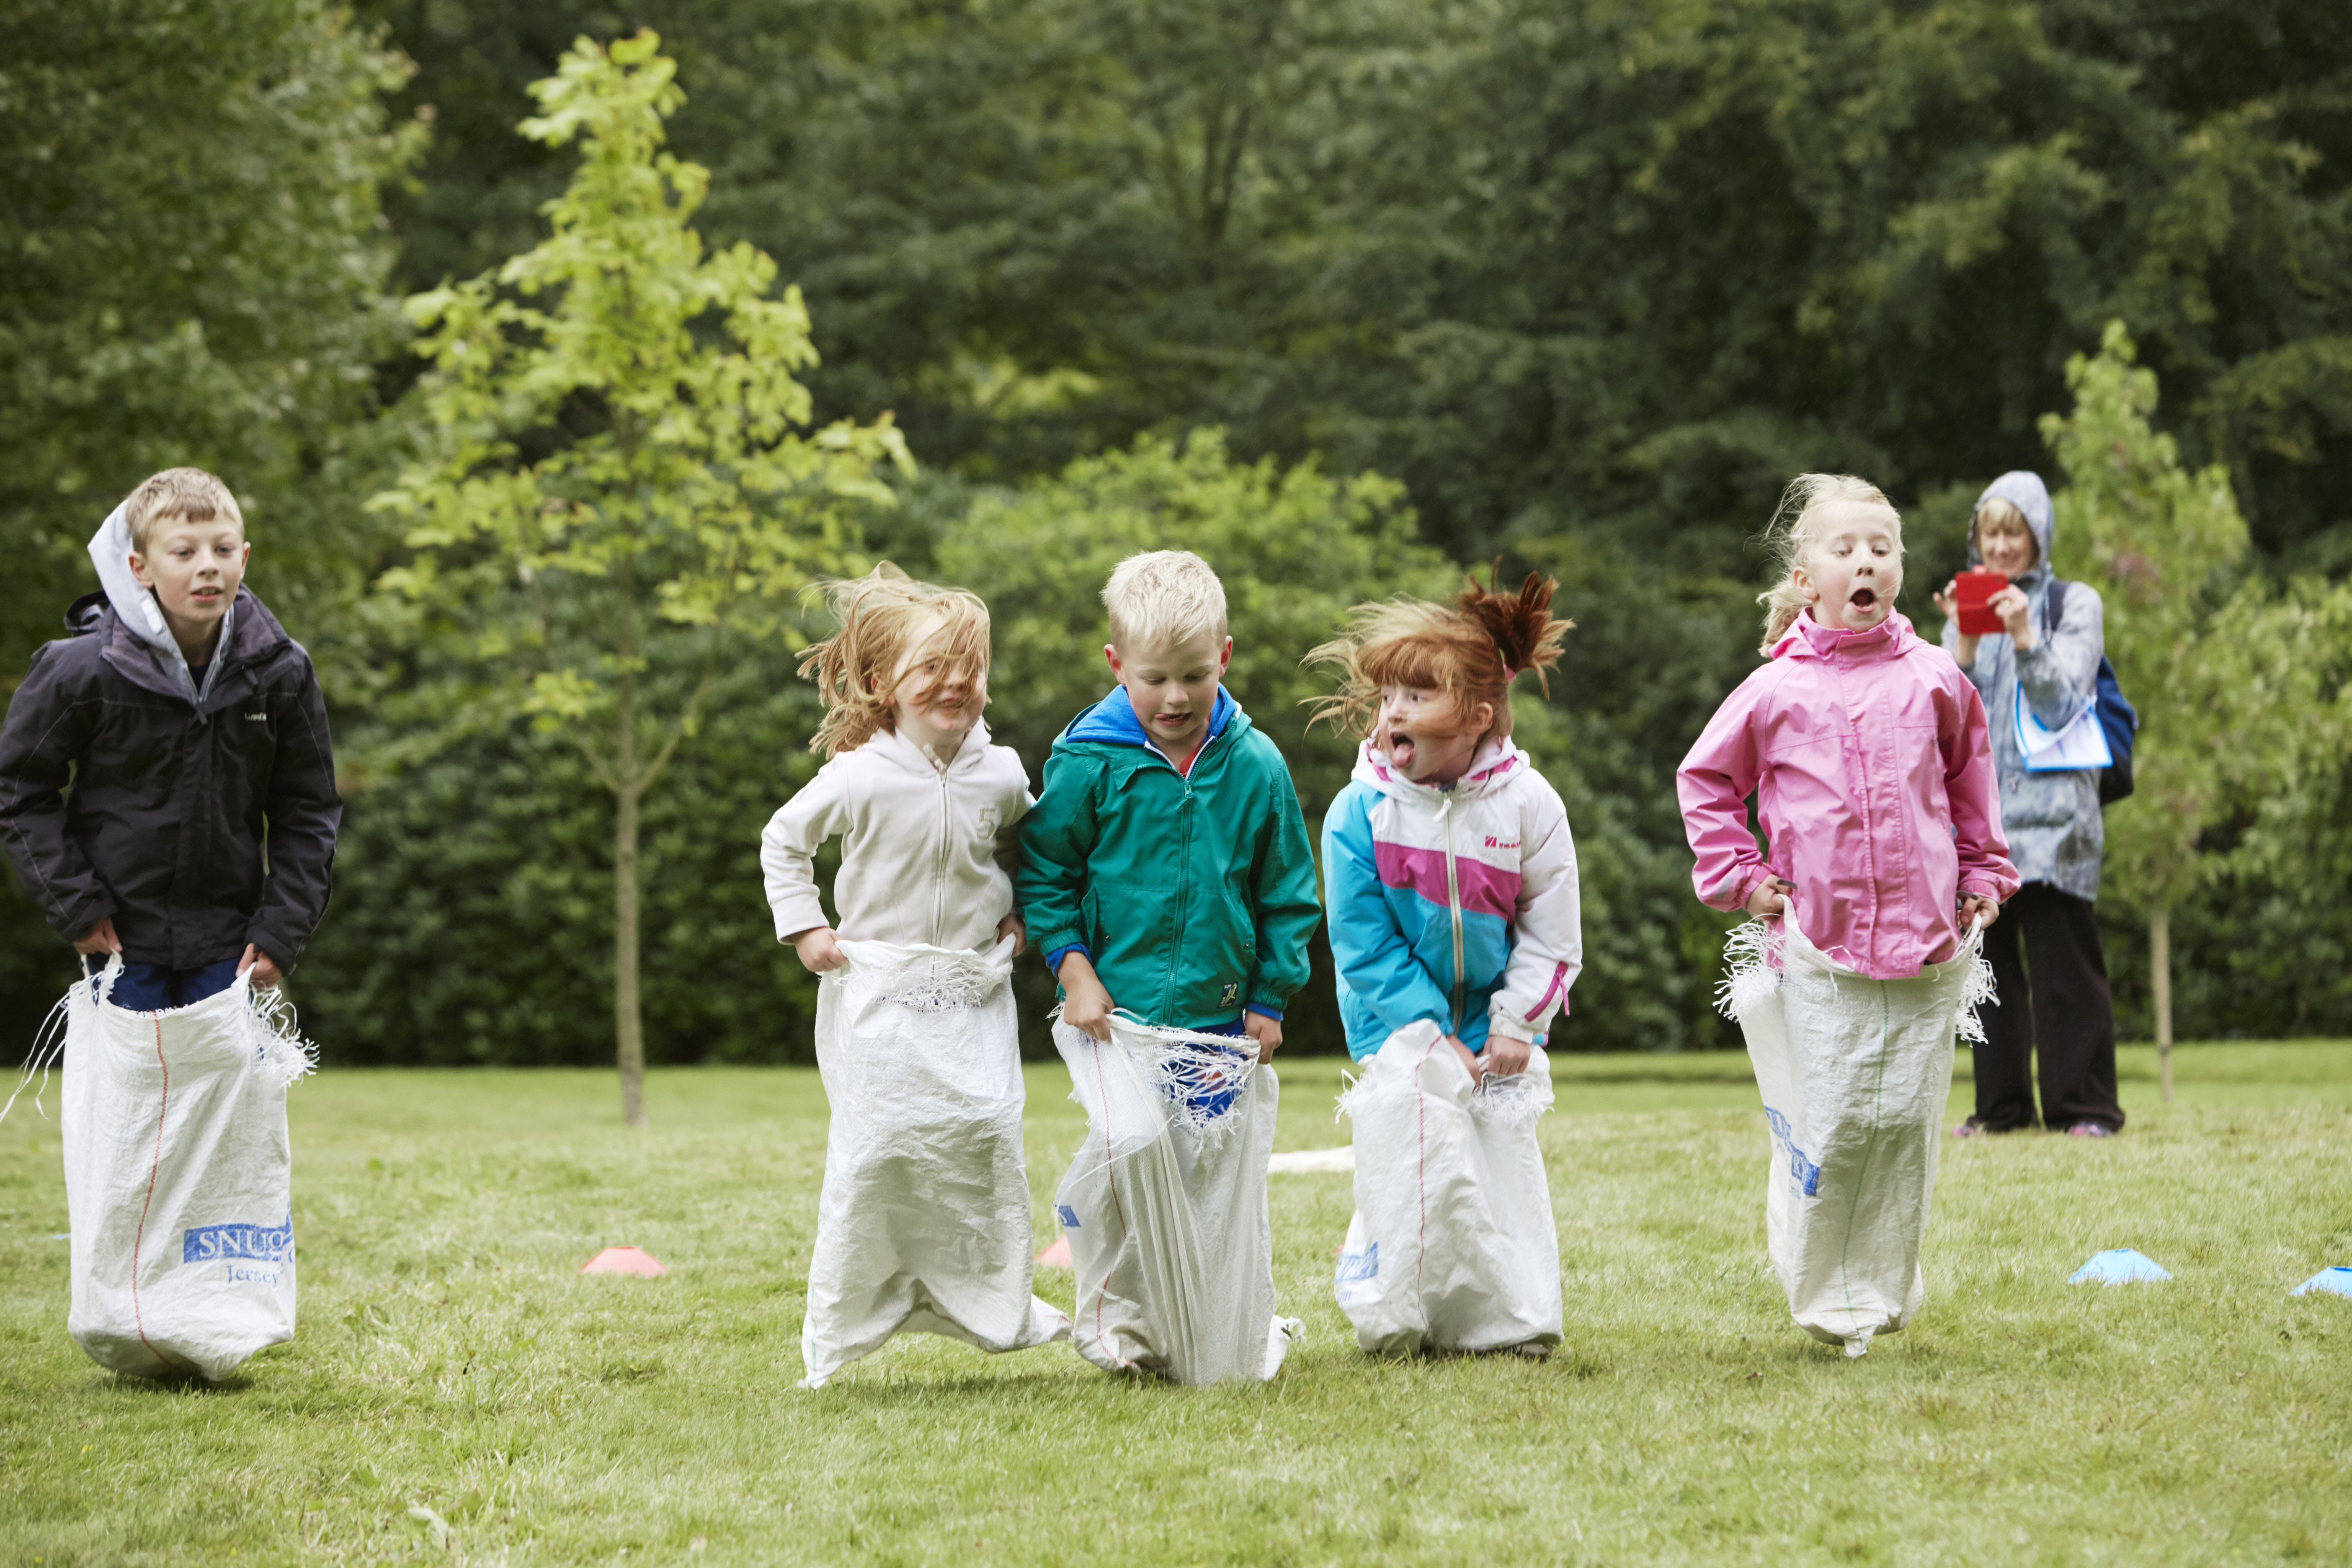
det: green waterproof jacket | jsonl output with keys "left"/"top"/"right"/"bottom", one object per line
{"left": 1016, "top": 687, "right": 1322, "bottom": 1029}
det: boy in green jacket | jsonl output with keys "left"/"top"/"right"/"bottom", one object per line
{"left": 1020, "top": 550, "right": 1320, "bottom": 1380}
{"left": 1018, "top": 550, "right": 1321, "bottom": 1061}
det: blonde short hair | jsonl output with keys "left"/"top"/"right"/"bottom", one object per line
{"left": 124, "top": 467, "right": 243, "bottom": 555}
{"left": 1756, "top": 474, "right": 1903, "bottom": 654}
{"left": 1101, "top": 550, "right": 1228, "bottom": 652}
{"left": 798, "top": 564, "right": 991, "bottom": 757}
{"left": 1973, "top": 496, "right": 2036, "bottom": 558}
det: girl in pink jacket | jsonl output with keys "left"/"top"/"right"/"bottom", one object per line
{"left": 1678, "top": 474, "right": 2018, "bottom": 970}
{"left": 1677, "top": 474, "right": 2019, "bottom": 1357}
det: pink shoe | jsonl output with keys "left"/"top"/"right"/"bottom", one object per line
{"left": 2066, "top": 1122, "right": 2115, "bottom": 1138}
{"left": 1948, "top": 1121, "right": 1986, "bottom": 1139}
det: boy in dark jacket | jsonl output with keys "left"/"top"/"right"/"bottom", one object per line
{"left": 0, "top": 468, "right": 340, "bottom": 1010}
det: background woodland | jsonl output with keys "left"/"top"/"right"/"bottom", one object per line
{"left": 4, "top": 0, "right": 2349, "bottom": 1064}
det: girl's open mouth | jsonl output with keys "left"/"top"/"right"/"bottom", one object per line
{"left": 1849, "top": 588, "right": 1878, "bottom": 611}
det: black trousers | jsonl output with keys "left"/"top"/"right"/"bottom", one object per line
{"left": 1971, "top": 882, "right": 2124, "bottom": 1132}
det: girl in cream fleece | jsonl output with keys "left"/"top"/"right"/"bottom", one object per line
{"left": 762, "top": 565, "right": 1030, "bottom": 961}
{"left": 762, "top": 564, "right": 1068, "bottom": 1387}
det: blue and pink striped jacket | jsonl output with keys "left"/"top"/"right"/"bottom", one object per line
{"left": 1320, "top": 738, "right": 1583, "bottom": 1060}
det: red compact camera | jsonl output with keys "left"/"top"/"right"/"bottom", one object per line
{"left": 1952, "top": 569, "right": 2009, "bottom": 637}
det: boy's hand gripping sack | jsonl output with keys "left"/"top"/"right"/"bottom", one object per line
{"left": 1716, "top": 903, "right": 1992, "bottom": 1356}
{"left": 1332, "top": 1021, "right": 1562, "bottom": 1354}
{"left": 801, "top": 937, "right": 1069, "bottom": 1388}
{"left": 1051, "top": 1015, "right": 1301, "bottom": 1384}
{"left": 13, "top": 960, "right": 317, "bottom": 1380}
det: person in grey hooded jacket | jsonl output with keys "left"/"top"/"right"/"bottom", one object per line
{"left": 1933, "top": 471, "right": 2124, "bottom": 1136}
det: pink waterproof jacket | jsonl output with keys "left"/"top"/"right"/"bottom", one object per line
{"left": 1677, "top": 610, "right": 2019, "bottom": 979}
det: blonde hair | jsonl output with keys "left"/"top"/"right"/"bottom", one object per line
{"left": 125, "top": 467, "right": 243, "bottom": 554}
{"left": 1101, "top": 550, "right": 1228, "bottom": 651}
{"left": 1306, "top": 570, "right": 1572, "bottom": 743}
{"left": 1973, "top": 496, "right": 2036, "bottom": 560}
{"left": 798, "top": 563, "right": 991, "bottom": 757}
{"left": 1755, "top": 474, "right": 1903, "bottom": 654}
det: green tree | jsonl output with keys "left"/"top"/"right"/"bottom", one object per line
{"left": 372, "top": 31, "right": 910, "bottom": 1123}
{"left": 2044, "top": 322, "right": 2352, "bottom": 1091}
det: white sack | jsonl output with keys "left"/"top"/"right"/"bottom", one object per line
{"left": 1331, "top": 1021, "right": 1561, "bottom": 1354}
{"left": 32, "top": 962, "right": 315, "bottom": 1380}
{"left": 1051, "top": 1016, "right": 1300, "bottom": 1384}
{"left": 1717, "top": 906, "right": 1990, "bottom": 1357}
{"left": 801, "top": 938, "right": 1069, "bottom": 1388}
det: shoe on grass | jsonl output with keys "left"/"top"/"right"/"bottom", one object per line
{"left": 2066, "top": 1121, "right": 2115, "bottom": 1138}
{"left": 1948, "top": 1121, "right": 1986, "bottom": 1139}
{"left": 1506, "top": 1342, "right": 1551, "bottom": 1360}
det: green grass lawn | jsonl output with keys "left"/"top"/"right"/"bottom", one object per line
{"left": 2, "top": 1041, "right": 2348, "bottom": 1565}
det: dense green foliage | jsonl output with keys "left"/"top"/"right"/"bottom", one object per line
{"left": 3, "top": 2, "right": 2350, "bottom": 1060}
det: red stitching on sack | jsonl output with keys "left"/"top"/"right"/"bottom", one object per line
{"left": 131, "top": 1015, "right": 180, "bottom": 1375}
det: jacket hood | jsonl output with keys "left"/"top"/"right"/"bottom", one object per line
{"left": 1351, "top": 734, "right": 1532, "bottom": 806}
{"left": 1059, "top": 684, "right": 1241, "bottom": 753}
{"left": 88, "top": 502, "right": 179, "bottom": 657}
{"left": 94, "top": 585, "right": 289, "bottom": 712}
{"left": 1772, "top": 608, "right": 1924, "bottom": 663}
{"left": 1968, "top": 470, "right": 2056, "bottom": 583}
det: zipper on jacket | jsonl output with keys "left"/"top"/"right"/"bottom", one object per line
{"left": 1439, "top": 794, "right": 1465, "bottom": 1031}
{"left": 1170, "top": 776, "right": 1195, "bottom": 1008}
{"left": 932, "top": 756, "right": 951, "bottom": 946}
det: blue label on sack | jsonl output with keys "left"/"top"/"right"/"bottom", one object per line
{"left": 1056, "top": 1204, "right": 1079, "bottom": 1229}
{"left": 1764, "top": 1108, "right": 1821, "bottom": 1197}
{"left": 183, "top": 1212, "right": 294, "bottom": 1264}
{"left": 1334, "top": 1243, "right": 1379, "bottom": 1282}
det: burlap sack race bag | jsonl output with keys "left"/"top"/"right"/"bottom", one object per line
{"left": 800, "top": 936, "right": 1069, "bottom": 1388}
{"left": 1716, "top": 902, "right": 1991, "bottom": 1356}
{"left": 1332, "top": 1020, "right": 1561, "bottom": 1354}
{"left": 8, "top": 958, "right": 317, "bottom": 1380}
{"left": 1051, "top": 1014, "right": 1301, "bottom": 1383}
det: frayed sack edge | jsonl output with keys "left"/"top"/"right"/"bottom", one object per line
{"left": 1054, "top": 1007, "right": 1262, "bottom": 1146}
{"left": 1713, "top": 916, "right": 1995, "bottom": 1046}
{"left": 2, "top": 964, "right": 319, "bottom": 1127}
{"left": 1332, "top": 1034, "right": 1556, "bottom": 1135}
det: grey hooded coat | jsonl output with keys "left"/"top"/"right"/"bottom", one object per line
{"left": 1939, "top": 470, "right": 2106, "bottom": 901}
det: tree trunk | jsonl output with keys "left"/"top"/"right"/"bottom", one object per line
{"left": 2150, "top": 904, "right": 2173, "bottom": 1107}
{"left": 614, "top": 776, "right": 645, "bottom": 1127}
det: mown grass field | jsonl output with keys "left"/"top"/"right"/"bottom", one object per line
{"left": 2, "top": 1041, "right": 2348, "bottom": 1565}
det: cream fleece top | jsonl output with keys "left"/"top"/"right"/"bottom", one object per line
{"left": 761, "top": 719, "right": 1032, "bottom": 952}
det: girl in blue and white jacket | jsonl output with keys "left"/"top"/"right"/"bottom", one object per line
{"left": 1312, "top": 575, "right": 1583, "bottom": 1081}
